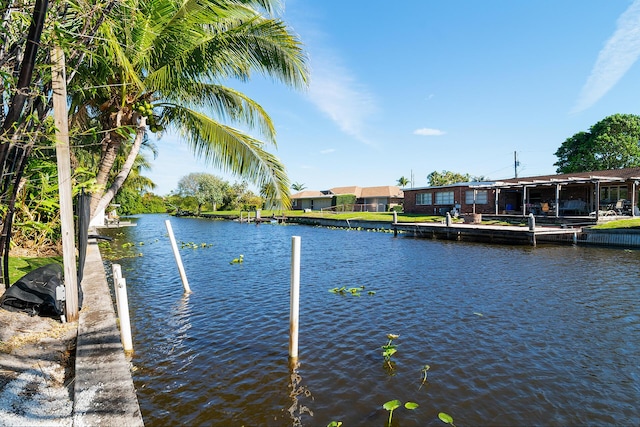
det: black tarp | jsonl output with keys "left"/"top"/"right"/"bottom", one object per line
{"left": 0, "top": 190, "right": 91, "bottom": 318}
{"left": 0, "top": 263, "right": 64, "bottom": 317}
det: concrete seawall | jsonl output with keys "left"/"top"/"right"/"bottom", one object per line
{"left": 285, "top": 216, "right": 640, "bottom": 248}
{"left": 74, "top": 239, "right": 144, "bottom": 425}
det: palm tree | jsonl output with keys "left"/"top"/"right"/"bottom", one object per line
{"left": 291, "top": 182, "right": 306, "bottom": 191}
{"left": 71, "top": 0, "right": 308, "bottom": 219}
{"left": 397, "top": 176, "right": 410, "bottom": 187}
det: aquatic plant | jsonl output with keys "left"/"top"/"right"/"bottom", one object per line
{"left": 438, "top": 412, "right": 456, "bottom": 427}
{"left": 179, "top": 241, "right": 214, "bottom": 249}
{"left": 230, "top": 254, "right": 244, "bottom": 264}
{"left": 329, "top": 285, "right": 374, "bottom": 297}
{"left": 382, "top": 333, "right": 399, "bottom": 369}
{"left": 420, "top": 364, "right": 430, "bottom": 389}
{"left": 383, "top": 399, "right": 419, "bottom": 426}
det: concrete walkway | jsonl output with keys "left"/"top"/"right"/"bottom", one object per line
{"left": 74, "top": 239, "right": 144, "bottom": 426}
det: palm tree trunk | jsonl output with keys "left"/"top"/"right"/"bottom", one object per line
{"left": 90, "top": 138, "right": 119, "bottom": 215}
{"left": 92, "top": 118, "right": 146, "bottom": 220}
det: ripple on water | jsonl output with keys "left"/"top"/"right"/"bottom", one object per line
{"left": 103, "top": 215, "right": 640, "bottom": 426}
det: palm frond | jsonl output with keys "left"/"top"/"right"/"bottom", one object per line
{"left": 165, "top": 105, "right": 290, "bottom": 208}
{"left": 155, "top": 83, "right": 276, "bottom": 143}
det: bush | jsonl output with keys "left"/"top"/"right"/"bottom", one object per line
{"left": 332, "top": 194, "right": 356, "bottom": 207}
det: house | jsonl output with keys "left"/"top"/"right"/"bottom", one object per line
{"left": 291, "top": 186, "right": 404, "bottom": 212}
{"left": 403, "top": 167, "right": 640, "bottom": 218}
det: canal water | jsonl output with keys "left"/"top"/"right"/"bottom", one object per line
{"left": 101, "top": 214, "right": 639, "bottom": 426}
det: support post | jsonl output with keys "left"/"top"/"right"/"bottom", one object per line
{"left": 594, "top": 180, "right": 601, "bottom": 219}
{"left": 52, "top": 44, "right": 78, "bottom": 322}
{"left": 165, "top": 220, "right": 192, "bottom": 293}
{"left": 633, "top": 181, "right": 638, "bottom": 217}
{"left": 392, "top": 211, "right": 397, "bottom": 224}
{"left": 289, "top": 236, "right": 301, "bottom": 360}
{"left": 112, "top": 264, "right": 133, "bottom": 352}
{"left": 528, "top": 212, "right": 536, "bottom": 231}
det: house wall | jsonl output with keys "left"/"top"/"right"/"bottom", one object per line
{"left": 404, "top": 187, "right": 497, "bottom": 215}
{"left": 293, "top": 198, "right": 333, "bottom": 211}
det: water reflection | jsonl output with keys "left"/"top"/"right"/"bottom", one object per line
{"left": 287, "top": 358, "right": 313, "bottom": 426}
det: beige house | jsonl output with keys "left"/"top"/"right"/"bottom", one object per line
{"left": 291, "top": 186, "right": 404, "bottom": 212}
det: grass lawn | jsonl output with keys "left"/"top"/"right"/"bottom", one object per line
{"left": 7, "top": 256, "right": 62, "bottom": 284}
{"left": 591, "top": 218, "right": 640, "bottom": 229}
{"left": 200, "top": 210, "right": 450, "bottom": 223}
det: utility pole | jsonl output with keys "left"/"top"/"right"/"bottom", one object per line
{"left": 52, "top": 44, "right": 79, "bottom": 322}
{"left": 514, "top": 151, "right": 520, "bottom": 178}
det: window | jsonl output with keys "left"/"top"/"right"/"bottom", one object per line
{"left": 435, "top": 191, "right": 454, "bottom": 205}
{"left": 465, "top": 190, "right": 488, "bottom": 204}
{"left": 600, "top": 185, "right": 628, "bottom": 202}
{"left": 416, "top": 193, "right": 432, "bottom": 205}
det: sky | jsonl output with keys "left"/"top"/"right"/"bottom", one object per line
{"left": 145, "top": 0, "right": 640, "bottom": 195}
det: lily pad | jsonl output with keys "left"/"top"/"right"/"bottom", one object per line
{"left": 383, "top": 399, "right": 401, "bottom": 411}
{"left": 438, "top": 412, "right": 454, "bottom": 425}
{"left": 404, "top": 402, "right": 419, "bottom": 410}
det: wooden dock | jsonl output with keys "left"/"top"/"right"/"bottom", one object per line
{"left": 392, "top": 221, "right": 582, "bottom": 246}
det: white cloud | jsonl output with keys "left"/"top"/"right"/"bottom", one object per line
{"left": 320, "top": 148, "right": 336, "bottom": 154}
{"left": 307, "top": 52, "right": 377, "bottom": 144}
{"left": 572, "top": 0, "right": 640, "bottom": 113}
{"left": 413, "top": 128, "right": 446, "bottom": 136}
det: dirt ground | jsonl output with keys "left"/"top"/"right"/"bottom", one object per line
{"left": 0, "top": 308, "right": 77, "bottom": 426}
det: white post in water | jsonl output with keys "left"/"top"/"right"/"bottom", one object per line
{"left": 111, "top": 264, "right": 133, "bottom": 352}
{"left": 289, "top": 236, "right": 301, "bottom": 359}
{"left": 165, "top": 220, "right": 192, "bottom": 293}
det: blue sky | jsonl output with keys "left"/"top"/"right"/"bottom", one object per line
{"left": 146, "top": 0, "right": 640, "bottom": 195}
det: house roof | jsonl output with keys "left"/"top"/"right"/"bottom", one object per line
{"left": 290, "top": 190, "right": 332, "bottom": 199}
{"left": 291, "top": 185, "right": 404, "bottom": 199}
{"left": 492, "top": 167, "right": 640, "bottom": 188}
{"left": 360, "top": 186, "right": 404, "bottom": 198}
{"left": 329, "top": 186, "right": 362, "bottom": 197}
{"left": 404, "top": 167, "right": 640, "bottom": 191}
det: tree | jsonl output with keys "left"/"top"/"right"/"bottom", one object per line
{"left": 396, "top": 176, "right": 410, "bottom": 187}
{"left": 554, "top": 114, "right": 640, "bottom": 173}
{"left": 1, "top": 0, "right": 113, "bottom": 285}
{"left": 427, "top": 170, "right": 471, "bottom": 186}
{"left": 177, "top": 173, "right": 227, "bottom": 215}
{"left": 291, "top": 182, "right": 306, "bottom": 191}
{"left": 70, "top": 0, "right": 309, "bottom": 220}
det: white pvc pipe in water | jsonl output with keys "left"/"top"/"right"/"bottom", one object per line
{"left": 165, "top": 219, "right": 192, "bottom": 294}
{"left": 289, "top": 236, "right": 301, "bottom": 359}
{"left": 111, "top": 264, "right": 133, "bottom": 352}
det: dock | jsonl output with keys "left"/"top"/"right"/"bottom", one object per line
{"left": 392, "top": 221, "right": 582, "bottom": 246}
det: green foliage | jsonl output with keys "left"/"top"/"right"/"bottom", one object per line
{"left": 7, "top": 257, "right": 63, "bottom": 284}
{"left": 177, "top": 173, "right": 228, "bottom": 214}
{"left": 382, "top": 333, "right": 399, "bottom": 370}
{"left": 591, "top": 218, "right": 640, "bottom": 229}
{"left": 332, "top": 194, "right": 357, "bottom": 210}
{"left": 219, "top": 181, "right": 263, "bottom": 211}
{"left": 397, "top": 176, "right": 410, "bottom": 187}
{"left": 420, "top": 364, "right": 431, "bottom": 389}
{"left": 329, "top": 285, "right": 374, "bottom": 297}
{"left": 68, "top": 0, "right": 309, "bottom": 213}
{"left": 383, "top": 399, "right": 419, "bottom": 426}
{"left": 554, "top": 114, "right": 640, "bottom": 173}
{"left": 427, "top": 170, "right": 471, "bottom": 186}
{"left": 291, "top": 182, "right": 307, "bottom": 191}
{"left": 438, "top": 412, "right": 456, "bottom": 427}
